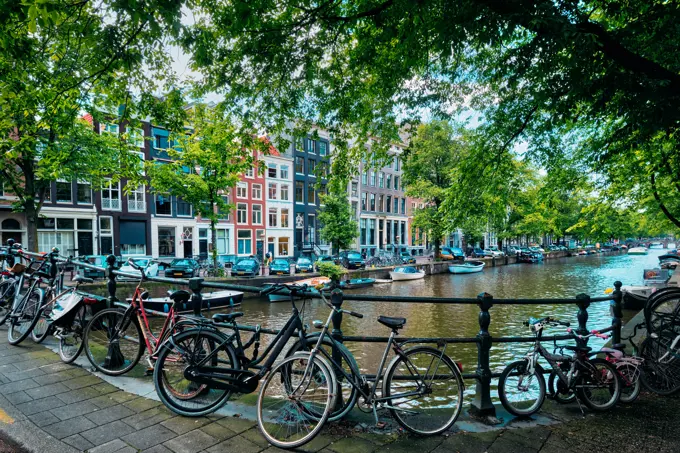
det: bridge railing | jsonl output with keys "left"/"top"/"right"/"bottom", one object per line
{"left": 18, "top": 250, "right": 623, "bottom": 418}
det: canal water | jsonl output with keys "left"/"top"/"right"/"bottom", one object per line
{"left": 132, "top": 248, "right": 667, "bottom": 402}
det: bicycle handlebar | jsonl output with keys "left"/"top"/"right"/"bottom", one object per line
{"left": 566, "top": 327, "right": 610, "bottom": 340}
{"left": 524, "top": 316, "right": 570, "bottom": 327}
{"left": 344, "top": 309, "right": 364, "bottom": 319}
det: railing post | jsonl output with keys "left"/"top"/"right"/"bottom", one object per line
{"left": 575, "top": 293, "right": 591, "bottom": 347}
{"left": 49, "top": 248, "right": 59, "bottom": 290}
{"left": 471, "top": 292, "right": 496, "bottom": 418}
{"left": 611, "top": 281, "right": 623, "bottom": 345}
{"left": 189, "top": 277, "right": 204, "bottom": 316}
{"left": 105, "top": 255, "right": 117, "bottom": 308}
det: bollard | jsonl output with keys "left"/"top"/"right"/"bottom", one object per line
{"left": 49, "top": 249, "right": 59, "bottom": 291}
{"left": 491, "top": 256, "right": 496, "bottom": 267}
{"left": 575, "top": 293, "right": 591, "bottom": 347}
{"left": 471, "top": 292, "right": 496, "bottom": 417}
{"left": 330, "top": 288, "right": 345, "bottom": 409}
{"left": 611, "top": 281, "right": 623, "bottom": 345}
{"left": 105, "top": 255, "right": 118, "bottom": 308}
{"left": 189, "top": 277, "right": 204, "bottom": 316}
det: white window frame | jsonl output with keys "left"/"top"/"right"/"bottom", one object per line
{"left": 281, "top": 208, "right": 289, "bottom": 228}
{"left": 155, "top": 193, "right": 173, "bottom": 216}
{"left": 55, "top": 180, "right": 72, "bottom": 204}
{"left": 280, "top": 165, "right": 289, "bottom": 180}
{"left": 268, "top": 207, "right": 278, "bottom": 227}
{"left": 76, "top": 181, "right": 92, "bottom": 205}
{"left": 127, "top": 185, "right": 146, "bottom": 212}
{"left": 100, "top": 123, "right": 119, "bottom": 135}
{"left": 268, "top": 182, "right": 278, "bottom": 200}
{"left": 176, "top": 198, "right": 193, "bottom": 218}
{"left": 267, "top": 163, "right": 277, "bottom": 179}
{"left": 252, "top": 183, "right": 262, "bottom": 200}
{"left": 237, "top": 203, "right": 248, "bottom": 224}
{"left": 280, "top": 184, "right": 289, "bottom": 201}
{"left": 244, "top": 167, "right": 255, "bottom": 178}
{"left": 101, "top": 179, "right": 122, "bottom": 211}
{"left": 237, "top": 182, "right": 248, "bottom": 198}
{"left": 252, "top": 204, "right": 263, "bottom": 225}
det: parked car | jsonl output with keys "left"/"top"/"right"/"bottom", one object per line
{"left": 470, "top": 247, "right": 485, "bottom": 258}
{"left": 216, "top": 254, "right": 238, "bottom": 269}
{"left": 296, "top": 257, "right": 315, "bottom": 273}
{"left": 483, "top": 247, "right": 504, "bottom": 258}
{"left": 118, "top": 257, "right": 160, "bottom": 281}
{"left": 338, "top": 251, "right": 365, "bottom": 269}
{"left": 316, "top": 255, "right": 338, "bottom": 266}
{"left": 506, "top": 246, "right": 521, "bottom": 255}
{"left": 231, "top": 258, "right": 260, "bottom": 277}
{"left": 400, "top": 251, "right": 416, "bottom": 264}
{"left": 164, "top": 258, "right": 200, "bottom": 278}
{"left": 269, "top": 258, "right": 291, "bottom": 275}
{"left": 440, "top": 247, "right": 465, "bottom": 260}
{"left": 528, "top": 246, "right": 544, "bottom": 254}
{"left": 75, "top": 255, "right": 108, "bottom": 279}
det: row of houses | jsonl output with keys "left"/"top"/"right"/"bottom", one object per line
{"left": 0, "top": 119, "right": 437, "bottom": 260}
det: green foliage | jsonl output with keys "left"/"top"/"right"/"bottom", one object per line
{"left": 315, "top": 261, "right": 346, "bottom": 283}
{"left": 318, "top": 192, "right": 358, "bottom": 254}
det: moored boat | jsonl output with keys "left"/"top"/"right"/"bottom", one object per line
{"left": 339, "top": 278, "right": 376, "bottom": 290}
{"left": 128, "top": 290, "right": 244, "bottom": 313}
{"left": 628, "top": 247, "right": 648, "bottom": 255}
{"left": 265, "top": 276, "right": 331, "bottom": 302}
{"left": 449, "top": 260, "right": 485, "bottom": 274}
{"left": 389, "top": 266, "right": 425, "bottom": 281}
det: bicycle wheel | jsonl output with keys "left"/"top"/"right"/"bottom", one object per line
{"left": 84, "top": 308, "right": 144, "bottom": 375}
{"left": 257, "top": 354, "right": 335, "bottom": 449}
{"left": 383, "top": 346, "right": 464, "bottom": 435}
{"left": 639, "top": 334, "right": 680, "bottom": 395}
{"left": 154, "top": 329, "right": 235, "bottom": 417}
{"left": 646, "top": 290, "right": 680, "bottom": 334}
{"left": 617, "top": 363, "right": 641, "bottom": 404}
{"left": 0, "top": 280, "right": 15, "bottom": 327}
{"left": 287, "top": 336, "right": 360, "bottom": 421}
{"left": 498, "top": 360, "right": 546, "bottom": 417}
{"left": 31, "top": 294, "right": 54, "bottom": 343}
{"left": 547, "top": 370, "right": 576, "bottom": 404}
{"left": 58, "top": 306, "right": 87, "bottom": 364}
{"left": 8, "top": 289, "right": 44, "bottom": 346}
{"left": 576, "top": 358, "right": 621, "bottom": 411}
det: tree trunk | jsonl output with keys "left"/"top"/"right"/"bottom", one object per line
{"left": 25, "top": 206, "right": 39, "bottom": 252}
{"left": 434, "top": 237, "right": 441, "bottom": 260}
{"left": 210, "top": 218, "right": 218, "bottom": 270}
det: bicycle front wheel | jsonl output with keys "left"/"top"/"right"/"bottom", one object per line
{"left": 31, "top": 294, "right": 54, "bottom": 343}
{"left": 498, "top": 360, "right": 546, "bottom": 417}
{"left": 84, "top": 308, "right": 144, "bottom": 375}
{"left": 639, "top": 334, "right": 680, "bottom": 395}
{"left": 8, "top": 289, "right": 44, "bottom": 346}
{"left": 576, "top": 358, "right": 621, "bottom": 411}
{"left": 383, "top": 346, "right": 464, "bottom": 435}
{"left": 547, "top": 370, "right": 576, "bottom": 404}
{"left": 154, "top": 329, "right": 235, "bottom": 417}
{"left": 0, "top": 280, "right": 15, "bottom": 327}
{"left": 257, "top": 354, "right": 335, "bottom": 449}
{"left": 58, "top": 306, "right": 87, "bottom": 364}
{"left": 617, "top": 363, "right": 641, "bottom": 404}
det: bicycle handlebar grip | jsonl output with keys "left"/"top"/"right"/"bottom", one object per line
{"left": 348, "top": 310, "right": 364, "bottom": 319}
{"left": 127, "top": 260, "right": 141, "bottom": 270}
{"left": 260, "top": 285, "right": 280, "bottom": 296}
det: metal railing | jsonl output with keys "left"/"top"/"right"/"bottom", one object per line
{"left": 14, "top": 250, "right": 623, "bottom": 419}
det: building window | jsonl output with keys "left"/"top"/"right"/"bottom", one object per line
{"left": 268, "top": 208, "right": 278, "bottom": 227}
{"left": 101, "top": 123, "right": 119, "bottom": 134}
{"left": 378, "top": 172, "right": 384, "bottom": 188}
{"left": 401, "top": 198, "right": 406, "bottom": 214}
{"left": 244, "top": 166, "right": 254, "bottom": 178}
{"left": 237, "top": 182, "right": 248, "bottom": 198}
{"left": 280, "top": 184, "right": 289, "bottom": 201}
{"left": 280, "top": 165, "right": 289, "bottom": 180}
{"left": 102, "top": 180, "right": 121, "bottom": 210}
{"left": 76, "top": 182, "right": 92, "bottom": 204}
{"left": 386, "top": 195, "right": 392, "bottom": 213}
{"left": 237, "top": 203, "right": 248, "bottom": 224}
{"left": 307, "top": 139, "right": 315, "bottom": 154}
{"left": 360, "top": 219, "right": 367, "bottom": 245}
{"left": 155, "top": 194, "right": 172, "bottom": 215}
{"left": 369, "top": 219, "right": 376, "bottom": 244}
{"left": 394, "top": 197, "right": 399, "bottom": 214}
{"left": 378, "top": 195, "right": 384, "bottom": 212}
{"left": 216, "top": 229, "right": 230, "bottom": 254}
{"left": 99, "top": 216, "right": 113, "bottom": 255}
{"left": 307, "top": 185, "right": 315, "bottom": 205}
{"left": 252, "top": 183, "right": 262, "bottom": 200}
{"left": 307, "top": 159, "right": 316, "bottom": 176}
{"left": 56, "top": 181, "right": 72, "bottom": 203}
{"left": 295, "top": 157, "right": 304, "bottom": 174}
{"left": 319, "top": 142, "right": 327, "bottom": 156}
{"left": 158, "top": 227, "right": 176, "bottom": 256}
{"left": 361, "top": 193, "right": 367, "bottom": 210}
{"left": 37, "top": 217, "right": 76, "bottom": 254}
{"left": 252, "top": 204, "right": 262, "bottom": 225}
{"left": 370, "top": 171, "right": 376, "bottom": 186}
{"left": 128, "top": 185, "right": 145, "bottom": 212}
{"left": 268, "top": 163, "right": 277, "bottom": 178}
{"left": 394, "top": 176, "right": 400, "bottom": 191}
{"left": 130, "top": 128, "right": 145, "bottom": 148}
{"left": 386, "top": 174, "right": 392, "bottom": 190}
{"left": 351, "top": 182, "right": 358, "bottom": 198}
{"left": 219, "top": 195, "right": 230, "bottom": 220}
{"left": 308, "top": 215, "right": 315, "bottom": 243}
{"left": 177, "top": 198, "right": 192, "bottom": 217}
{"left": 237, "top": 230, "right": 252, "bottom": 255}
{"left": 281, "top": 208, "right": 289, "bottom": 228}
{"left": 370, "top": 193, "right": 376, "bottom": 211}
{"left": 295, "top": 181, "right": 304, "bottom": 203}
{"left": 121, "top": 244, "right": 146, "bottom": 255}
{"left": 278, "top": 237, "right": 289, "bottom": 256}
{"left": 268, "top": 182, "right": 278, "bottom": 200}
{"left": 362, "top": 171, "right": 368, "bottom": 185}
{"left": 395, "top": 157, "right": 400, "bottom": 171}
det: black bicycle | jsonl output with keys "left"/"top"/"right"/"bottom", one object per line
{"left": 6, "top": 254, "right": 51, "bottom": 345}
{"left": 498, "top": 316, "right": 621, "bottom": 416}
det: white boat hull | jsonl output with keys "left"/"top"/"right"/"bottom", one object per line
{"left": 628, "top": 247, "right": 648, "bottom": 255}
{"left": 389, "top": 271, "right": 425, "bottom": 281}
{"left": 449, "top": 262, "right": 485, "bottom": 274}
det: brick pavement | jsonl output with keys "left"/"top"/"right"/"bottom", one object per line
{"left": 0, "top": 332, "right": 677, "bottom": 453}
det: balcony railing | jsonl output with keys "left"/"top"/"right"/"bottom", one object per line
{"left": 128, "top": 199, "right": 146, "bottom": 212}
{"left": 102, "top": 197, "right": 121, "bottom": 210}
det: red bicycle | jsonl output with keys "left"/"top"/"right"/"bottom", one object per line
{"left": 82, "top": 259, "right": 200, "bottom": 376}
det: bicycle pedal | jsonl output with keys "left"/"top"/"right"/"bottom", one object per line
{"left": 375, "top": 421, "right": 387, "bottom": 430}
{"left": 144, "top": 368, "right": 154, "bottom": 376}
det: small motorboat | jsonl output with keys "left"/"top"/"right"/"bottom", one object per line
{"left": 620, "top": 269, "right": 679, "bottom": 309}
{"left": 659, "top": 254, "right": 680, "bottom": 270}
{"left": 449, "top": 260, "right": 485, "bottom": 274}
{"left": 128, "top": 290, "right": 244, "bottom": 313}
{"left": 266, "top": 276, "right": 330, "bottom": 302}
{"left": 338, "top": 278, "right": 376, "bottom": 290}
{"left": 628, "top": 247, "right": 648, "bottom": 255}
{"left": 390, "top": 266, "right": 425, "bottom": 281}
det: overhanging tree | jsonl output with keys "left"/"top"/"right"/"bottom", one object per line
{"left": 318, "top": 192, "right": 358, "bottom": 255}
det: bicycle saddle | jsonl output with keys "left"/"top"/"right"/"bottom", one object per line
{"left": 378, "top": 315, "right": 406, "bottom": 330}
{"left": 167, "top": 289, "right": 191, "bottom": 303}
{"left": 564, "top": 345, "right": 592, "bottom": 353}
{"left": 73, "top": 276, "right": 94, "bottom": 284}
{"left": 612, "top": 343, "right": 626, "bottom": 350}
{"left": 212, "top": 312, "right": 244, "bottom": 323}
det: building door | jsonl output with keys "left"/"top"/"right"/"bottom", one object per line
{"left": 268, "top": 238, "right": 275, "bottom": 256}
{"left": 378, "top": 220, "right": 384, "bottom": 250}
{"left": 77, "top": 232, "right": 93, "bottom": 256}
{"left": 183, "top": 240, "right": 193, "bottom": 258}
{"left": 198, "top": 229, "right": 208, "bottom": 259}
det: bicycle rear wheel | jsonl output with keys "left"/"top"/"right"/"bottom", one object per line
{"left": 31, "top": 294, "right": 54, "bottom": 343}
{"left": 617, "top": 363, "right": 641, "bottom": 404}
{"left": 498, "top": 360, "right": 546, "bottom": 417}
{"left": 383, "top": 346, "right": 464, "bottom": 435}
{"left": 84, "top": 308, "right": 144, "bottom": 375}
{"left": 257, "top": 354, "right": 335, "bottom": 449}
{"left": 0, "top": 280, "right": 15, "bottom": 327}
{"left": 576, "top": 358, "right": 621, "bottom": 411}
{"left": 8, "top": 289, "right": 44, "bottom": 346}
{"left": 646, "top": 289, "right": 680, "bottom": 335}
{"left": 639, "top": 334, "right": 680, "bottom": 395}
{"left": 58, "top": 306, "right": 87, "bottom": 364}
{"left": 154, "top": 329, "right": 235, "bottom": 417}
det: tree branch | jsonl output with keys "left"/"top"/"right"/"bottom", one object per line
{"left": 650, "top": 173, "right": 680, "bottom": 229}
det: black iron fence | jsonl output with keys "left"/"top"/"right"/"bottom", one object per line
{"left": 18, "top": 251, "right": 623, "bottom": 418}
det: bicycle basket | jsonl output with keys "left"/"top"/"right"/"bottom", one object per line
{"left": 9, "top": 263, "right": 26, "bottom": 274}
